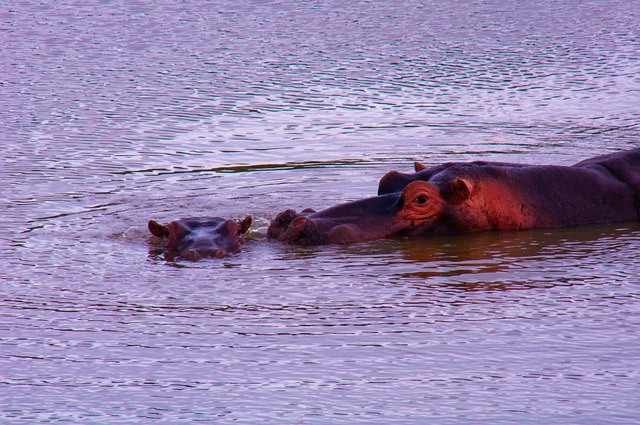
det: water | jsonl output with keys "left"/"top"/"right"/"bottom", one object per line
{"left": 2, "top": 1, "right": 640, "bottom": 423}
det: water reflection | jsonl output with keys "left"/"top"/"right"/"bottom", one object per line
{"left": 393, "top": 222, "right": 640, "bottom": 290}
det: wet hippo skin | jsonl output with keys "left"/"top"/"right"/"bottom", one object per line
{"left": 149, "top": 216, "right": 252, "bottom": 260}
{"left": 268, "top": 148, "right": 640, "bottom": 245}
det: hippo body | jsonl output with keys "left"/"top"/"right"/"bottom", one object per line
{"left": 149, "top": 216, "right": 251, "bottom": 260}
{"left": 268, "top": 148, "right": 640, "bottom": 245}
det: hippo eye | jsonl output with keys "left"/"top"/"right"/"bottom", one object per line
{"left": 415, "top": 195, "right": 429, "bottom": 205}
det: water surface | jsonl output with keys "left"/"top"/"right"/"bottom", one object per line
{"left": 2, "top": 1, "right": 639, "bottom": 423}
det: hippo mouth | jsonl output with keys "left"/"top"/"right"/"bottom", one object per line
{"left": 268, "top": 211, "right": 378, "bottom": 245}
{"left": 267, "top": 193, "right": 400, "bottom": 245}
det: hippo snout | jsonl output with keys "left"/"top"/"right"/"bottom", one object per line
{"left": 266, "top": 209, "right": 299, "bottom": 240}
{"left": 267, "top": 192, "right": 410, "bottom": 245}
{"left": 269, "top": 213, "right": 333, "bottom": 245}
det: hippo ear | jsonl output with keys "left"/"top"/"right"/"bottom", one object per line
{"left": 414, "top": 161, "right": 427, "bottom": 172}
{"left": 452, "top": 177, "right": 473, "bottom": 200}
{"left": 238, "top": 216, "right": 252, "bottom": 234}
{"left": 148, "top": 220, "right": 169, "bottom": 237}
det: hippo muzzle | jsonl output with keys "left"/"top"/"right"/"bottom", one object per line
{"left": 268, "top": 182, "right": 445, "bottom": 245}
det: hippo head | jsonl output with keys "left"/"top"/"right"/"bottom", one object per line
{"left": 148, "top": 216, "right": 252, "bottom": 260}
{"left": 267, "top": 177, "right": 473, "bottom": 245}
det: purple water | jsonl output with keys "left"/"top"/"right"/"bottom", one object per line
{"left": 2, "top": 1, "right": 639, "bottom": 423}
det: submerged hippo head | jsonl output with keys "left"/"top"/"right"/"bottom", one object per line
{"left": 267, "top": 179, "right": 464, "bottom": 245}
{"left": 148, "top": 216, "right": 252, "bottom": 260}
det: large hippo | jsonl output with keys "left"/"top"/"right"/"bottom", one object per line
{"left": 268, "top": 148, "right": 640, "bottom": 245}
{"left": 149, "top": 216, "right": 252, "bottom": 260}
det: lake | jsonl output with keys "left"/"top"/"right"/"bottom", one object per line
{"left": 1, "top": 0, "right": 639, "bottom": 423}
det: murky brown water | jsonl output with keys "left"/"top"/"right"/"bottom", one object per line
{"left": 2, "top": 1, "right": 640, "bottom": 423}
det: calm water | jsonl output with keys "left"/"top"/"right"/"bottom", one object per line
{"left": 2, "top": 1, "right": 640, "bottom": 423}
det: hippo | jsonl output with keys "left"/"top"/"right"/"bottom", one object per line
{"left": 268, "top": 148, "right": 640, "bottom": 245}
{"left": 148, "top": 216, "right": 252, "bottom": 260}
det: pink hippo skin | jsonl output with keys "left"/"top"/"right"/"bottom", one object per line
{"left": 268, "top": 148, "right": 640, "bottom": 245}
{"left": 149, "top": 216, "right": 251, "bottom": 260}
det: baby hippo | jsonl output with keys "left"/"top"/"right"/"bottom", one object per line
{"left": 148, "top": 216, "right": 252, "bottom": 260}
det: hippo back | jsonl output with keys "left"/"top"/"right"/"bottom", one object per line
{"left": 573, "top": 148, "right": 640, "bottom": 212}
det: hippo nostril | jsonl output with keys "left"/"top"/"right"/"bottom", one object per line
{"left": 185, "top": 250, "right": 200, "bottom": 261}
{"left": 275, "top": 209, "right": 297, "bottom": 226}
{"left": 291, "top": 217, "right": 308, "bottom": 228}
